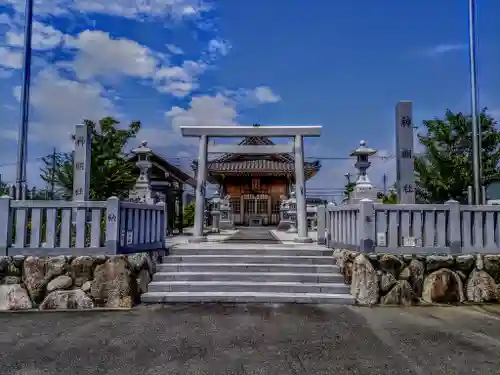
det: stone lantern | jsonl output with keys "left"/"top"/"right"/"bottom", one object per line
{"left": 210, "top": 188, "right": 222, "bottom": 233}
{"left": 129, "top": 140, "right": 155, "bottom": 204}
{"left": 219, "top": 194, "right": 234, "bottom": 230}
{"left": 349, "top": 140, "right": 377, "bottom": 203}
{"left": 285, "top": 190, "right": 298, "bottom": 233}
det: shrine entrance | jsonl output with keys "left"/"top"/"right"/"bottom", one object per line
{"left": 180, "top": 125, "right": 322, "bottom": 243}
{"left": 242, "top": 193, "right": 271, "bottom": 226}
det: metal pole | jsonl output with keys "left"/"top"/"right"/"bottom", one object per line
{"left": 15, "top": 0, "right": 34, "bottom": 200}
{"left": 468, "top": 0, "right": 481, "bottom": 204}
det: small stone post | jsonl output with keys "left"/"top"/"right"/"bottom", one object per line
{"left": 210, "top": 190, "right": 221, "bottom": 233}
{"left": 358, "top": 198, "right": 375, "bottom": 253}
{"left": 317, "top": 204, "right": 326, "bottom": 245}
{"left": 446, "top": 199, "right": 462, "bottom": 254}
{"left": 219, "top": 195, "right": 234, "bottom": 230}
{"left": 0, "top": 195, "right": 12, "bottom": 255}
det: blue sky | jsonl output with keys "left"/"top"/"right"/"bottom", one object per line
{"left": 0, "top": 0, "right": 499, "bottom": 201}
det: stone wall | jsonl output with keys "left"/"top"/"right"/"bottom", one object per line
{"left": 333, "top": 249, "right": 500, "bottom": 305}
{"left": 0, "top": 251, "right": 164, "bottom": 311}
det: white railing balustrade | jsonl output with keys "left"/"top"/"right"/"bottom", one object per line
{"left": 0, "top": 196, "right": 166, "bottom": 256}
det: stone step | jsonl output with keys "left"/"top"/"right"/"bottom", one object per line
{"left": 162, "top": 255, "right": 333, "bottom": 265}
{"left": 147, "top": 281, "right": 350, "bottom": 294}
{"left": 156, "top": 263, "right": 338, "bottom": 274}
{"left": 153, "top": 272, "right": 343, "bottom": 283}
{"left": 169, "top": 246, "right": 332, "bottom": 257}
{"left": 141, "top": 291, "right": 355, "bottom": 304}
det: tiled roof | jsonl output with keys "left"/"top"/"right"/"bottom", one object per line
{"left": 207, "top": 159, "right": 318, "bottom": 173}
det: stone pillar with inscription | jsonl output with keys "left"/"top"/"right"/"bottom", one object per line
{"left": 129, "top": 141, "right": 155, "bottom": 204}
{"left": 349, "top": 140, "right": 377, "bottom": 203}
{"left": 72, "top": 124, "right": 92, "bottom": 201}
{"left": 395, "top": 101, "right": 415, "bottom": 204}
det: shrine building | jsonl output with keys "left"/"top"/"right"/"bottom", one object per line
{"left": 206, "top": 136, "right": 321, "bottom": 226}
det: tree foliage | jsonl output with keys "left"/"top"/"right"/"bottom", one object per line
{"left": 342, "top": 182, "right": 356, "bottom": 202}
{"left": 183, "top": 202, "right": 195, "bottom": 227}
{"left": 415, "top": 109, "right": 500, "bottom": 203}
{"left": 40, "top": 117, "right": 141, "bottom": 200}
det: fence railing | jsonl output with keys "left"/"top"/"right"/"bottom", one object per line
{"left": 325, "top": 199, "right": 500, "bottom": 254}
{"left": 0, "top": 196, "right": 166, "bottom": 256}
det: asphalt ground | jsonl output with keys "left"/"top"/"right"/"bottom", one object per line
{"left": 1, "top": 304, "right": 500, "bottom": 374}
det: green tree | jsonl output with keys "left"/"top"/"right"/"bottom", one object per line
{"left": 183, "top": 202, "right": 195, "bottom": 227}
{"left": 40, "top": 117, "right": 141, "bottom": 200}
{"left": 377, "top": 190, "right": 398, "bottom": 203}
{"left": 0, "top": 180, "right": 8, "bottom": 196}
{"left": 343, "top": 182, "right": 356, "bottom": 202}
{"left": 415, "top": 109, "right": 500, "bottom": 203}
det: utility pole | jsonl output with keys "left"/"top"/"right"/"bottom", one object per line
{"left": 15, "top": 0, "right": 34, "bottom": 200}
{"left": 468, "top": 0, "right": 481, "bottom": 204}
{"left": 383, "top": 173, "right": 387, "bottom": 196}
{"left": 50, "top": 147, "right": 56, "bottom": 199}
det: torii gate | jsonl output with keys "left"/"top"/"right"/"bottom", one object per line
{"left": 180, "top": 125, "right": 322, "bottom": 243}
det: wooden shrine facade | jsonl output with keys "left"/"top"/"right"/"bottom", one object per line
{"left": 128, "top": 151, "right": 196, "bottom": 234}
{"left": 206, "top": 136, "right": 321, "bottom": 226}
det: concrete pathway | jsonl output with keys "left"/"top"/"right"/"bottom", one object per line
{"left": 1, "top": 305, "right": 500, "bottom": 374}
{"left": 223, "top": 227, "right": 281, "bottom": 244}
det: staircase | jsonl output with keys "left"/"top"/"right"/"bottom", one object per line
{"left": 141, "top": 242, "right": 354, "bottom": 304}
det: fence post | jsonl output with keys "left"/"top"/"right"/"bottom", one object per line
{"left": 0, "top": 195, "right": 12, "bottom": 256}
{"left": 105, "top": 196, "right": 121, "bottom": 254}
{"left": 157, "top": 201, "right": 167, "bottom": 247}
{"left": 358, "top": 198, "right": 375, "bottom": 253}
{"left": 316, "top": 205, "right": 326, "bottom": 245}
{"left": 326, "top": 203, "right": 335, "bottom": 248}
{"left": 446, "top": 199, "right": 461, "bottom": 254}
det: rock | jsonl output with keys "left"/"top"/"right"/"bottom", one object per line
{"left": 398, "top": 267, "right": 411, "bottom": 281}
{"left": 342, "top": 260, "right": 353, "bottom": 284}
{"left": 466, "top": 269, "right": 498, "bottom": 302}
{"left": 23, "top": 256, "right": 47, "bottom": 303}
{"left": 0, "top": 284, "right": 33, "bottom": 310}
{"left": 407, "top": 259, "right": 425, "bottom": 297}
{"left": 380, "top": 272, "right": 397, "bottom": 293}
{"left": 2, "top": 276, "right": 21, "bottom": 284}
{"left": 81, "top": 281, "right": 92, "bottom": 293}
{"left": 422, "top": 268, "right": 464, "bottom": 304}
{"left": 378, "top": 254, "right": 403, "bottom": 277}
{"left": 40, "top": 289, "right": 94, "bottom": 310}
{"left": 426, "top": 255, "right": 454, "bottom": 272}
{"left": 455, "top": 255, "right": 474, "bottom": 273}
{"left": 128, "top": 253, "right": 153, "bottom": 275}
{"left": 401, "top": 254, "right": 414, "bottom": 264}
{"left": 46, "top": 275, "right": 73, "bottom": 293}
{"left": 0, "top": 256, "right": 9, "bottom": 274}
{"left": 46, "top": 256, "right": 68, "bottom": 279}
{"left": 91, "top": 256, "right": 137, "bottom": 308}
{"left": 456, "top": 270, "right": 468, "bottom": 281}
{"left": 350, "top": 254, "right": 379, "bottom": 305}
{"left": 70, "top": 256, "right": 97, "bottom": 287}
{"left": 137, "top": 268, "right": 151, "bottom": 294}
{"left": 380, "top": 281, "right": 414, "bottom": 305}
{"left": 483, "top": 255, "right": 500, "bottom": 283}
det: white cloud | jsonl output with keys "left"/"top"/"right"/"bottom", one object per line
{"left": 167, "top": 93, "right": 238, "bottom": 131}
{"left": 0, "top": 0, "right": 212, "bottom": 22}
{"left": 155, "top": 60, "right": 205, "bottom": 97}
{"left": 11, "top": 68, "right": 115, "bottom": 149}
{"left": 0, "top": 46, "right": 22, "bottom": 69}
{"left": 6, "top": 21, "right": 65, "bottom": 50}
{"left": 421, "top": 43, "right": 466, "bottom": 57}
{"left": 65, "top": 30, "right": 160, "bottom": 80}
{"left": 253, "top": 86, "right": 281, "bottom": 103}
{"left": 166, "top": 44, "right": 184, "bottom": 55}
{"left": 224, "top": 86, "right": 282, "bottom": 106}
{"left": 208, "top": 38, "right": 230, "bottom": 57}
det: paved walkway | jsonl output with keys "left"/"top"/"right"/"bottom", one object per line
{"left": 1, "top": 305, "right": 500, "bottom": 374}
{"left": 223, "top": 227, "right": 281, "bottom": 244}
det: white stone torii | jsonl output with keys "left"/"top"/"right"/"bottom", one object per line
{"left": 180, "top": 125, "right": 322, "bottom": 243}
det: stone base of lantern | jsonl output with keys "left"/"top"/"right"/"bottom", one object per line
{"left": 293, "top": 236, "right": 313, "bottom": 243}
{"left": 277, "top": 219, "right": 294, "bottom": 231}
